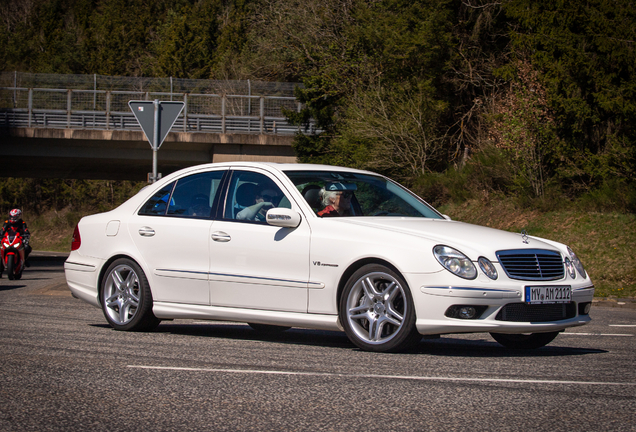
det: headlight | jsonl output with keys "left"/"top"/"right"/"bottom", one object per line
{"left": 434, "top": 245, "right": 477, "bottom": 280}
{"left": 567, "top": 246, "right": 587, "bottom": 279}
{"left": 478, "top": 257, "right": 498, "bottom": 280}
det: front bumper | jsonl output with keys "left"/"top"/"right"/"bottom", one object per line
{"left": 405, "top": 272, "right": 595, "bottom": 336}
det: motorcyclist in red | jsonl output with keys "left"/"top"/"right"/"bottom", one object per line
{"left": 0, "top": 209, "right": 31, "bottom": 278}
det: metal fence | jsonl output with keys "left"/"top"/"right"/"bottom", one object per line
{"left": 0, "top": 72, "right": 315, "bottom": 135}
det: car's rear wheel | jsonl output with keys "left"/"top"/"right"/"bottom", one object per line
{"left": 339, "top": 264, "right": 420, "bottom": 352}
{"left": 490, "top": 331, "right": 559, "bottom": 349}
{"left": 101, "top": 258, "right": 160, "bottom": 331}
{"left": 248, "top": 323, "right": 291, "bottom": 334}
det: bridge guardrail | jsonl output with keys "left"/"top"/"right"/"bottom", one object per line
{"left": 0, "top": 87, "right": 316, "bottom": 135}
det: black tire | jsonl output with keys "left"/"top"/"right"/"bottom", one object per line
{"left": 7, "top": 255, "right": 15, "bottom": 281}
{"left": 100, "top": 258, "right": 160, "bottom": 331}
{"left": 339, "top": 264, "right": 421, "bottom": 353}
{"left": 490, "top": 331, "right": 559, "bottom": 349}
{"left": 248, "top": 323, "right": 291, "bottom": 334}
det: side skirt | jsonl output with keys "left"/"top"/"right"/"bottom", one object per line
{"left": 153, "top": 302, "right": 342, "bottom": 331}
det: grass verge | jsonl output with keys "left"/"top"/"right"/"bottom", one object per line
{"left": 440, "top": 198, "right": 636, "bottom": 298}
{"left": 25, "top": 200, "right": 635, "bottom": 298}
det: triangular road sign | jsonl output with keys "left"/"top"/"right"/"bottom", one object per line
{"left": 129, "top": 100, "right": 185, "bottom": 149}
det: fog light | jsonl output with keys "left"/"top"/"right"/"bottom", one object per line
{"left": 578, "top": 301, "right": 592, "bottom": 315}
{"left": 459, "top": 306, "right": 477, "bottom": 319}
{"left": 445, "top": 305, "right": 487, "bottom": 319}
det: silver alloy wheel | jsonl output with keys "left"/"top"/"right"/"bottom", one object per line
{"left": 345, "top": 271, "right": 407, "bottom": 345}
{"left": 103, "top": 264, "right": 141, "bottom": 325}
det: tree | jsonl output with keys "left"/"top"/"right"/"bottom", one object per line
{"left": 504, "top": 0, "right": 636, "bottom": 197}
{"left": 154, "top": 1, "right": 221, "bottom": 79}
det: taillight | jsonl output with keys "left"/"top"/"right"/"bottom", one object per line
{"left": 71, "top": 224, "right": 81, "bottom": 251}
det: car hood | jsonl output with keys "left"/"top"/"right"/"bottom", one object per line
{"left": 338, "top": 218, "right": 561, "bottom": 259}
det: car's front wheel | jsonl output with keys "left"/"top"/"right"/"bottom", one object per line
{"left": 101, "top": 258, "right": 160, "bottom": 331}
{"left": 490, "top": 331, "right": 559, "bottom": 349}
{"left": 339, "top": 264, "right": 420, "bottom": 352}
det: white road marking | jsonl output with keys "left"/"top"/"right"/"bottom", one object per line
{"left": 127, "top": 365, "right": 636, "bottom": 386}
{"left": 609, "top": 325, "right": 636, "bottom": 327}
{"left": 562, "top": 333, "right": 633, "bottom": 336}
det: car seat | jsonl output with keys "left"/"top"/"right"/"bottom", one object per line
{"left": 234, "top": 183, "right": 258, "bottom": 218}
{"left": 302, "top": 185, "right": 322, "bottom": 211}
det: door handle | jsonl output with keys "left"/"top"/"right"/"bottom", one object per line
{"left": 138, "top": 227, "right": 155, "bottom": 237}
{"left": 211, "top": 231, "right": 231, "bottom": 242}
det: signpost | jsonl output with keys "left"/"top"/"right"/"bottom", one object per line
{"left": 129, "top": 100, "right": 185, "bottom": 182}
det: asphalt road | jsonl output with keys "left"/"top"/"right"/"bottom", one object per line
{"left": 1, "top": 253, "right": 635, "bottom": 431}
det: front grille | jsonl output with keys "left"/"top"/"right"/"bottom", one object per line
{"left": 497, "top": 249, "right": 564, "bottom": 281}
{"left": 496, "top": 302, "right": 576, "bottom": 322}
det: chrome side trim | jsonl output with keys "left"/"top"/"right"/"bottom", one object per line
{"left": 65, "top": 261, "right": 95, "bottom": 268}
{"left": 573, "top": 285, "right": 595, "bottom": 291}
{"left": 209, "top": 271, "right": 311, "bottom": 289}
{"left": 420, "top": 286, "right": 521, "bottom": 299}
{"left": 154, "top": 268, "right": 321, "bottom": 288}
{"left": 155, "top": 269, "right": 209, "bottom": 280}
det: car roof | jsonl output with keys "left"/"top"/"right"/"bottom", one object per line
{"left": 167, "top": 162, "right": 378, "bottom": 177}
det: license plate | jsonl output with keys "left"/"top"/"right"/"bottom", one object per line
{"left": 525, "top": 286, "right": 571, "bottom": 304}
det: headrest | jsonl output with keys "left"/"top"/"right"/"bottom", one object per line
{"left": 236, "top": 183, "right": 258, "bottom": 207}
{"left": 302, "top": 185, "right": 322, "bottom": 209}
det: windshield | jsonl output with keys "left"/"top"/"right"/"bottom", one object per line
{"left": 284, "top": 170, "right": 442, "bottom": 219}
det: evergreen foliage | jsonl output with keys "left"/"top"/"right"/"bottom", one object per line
{"left": 1, "top": 0, "right": 634, "bottom": 213}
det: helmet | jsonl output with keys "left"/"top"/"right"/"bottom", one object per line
{"left": 9, "top": 208, "right": 22, "bottom": 222}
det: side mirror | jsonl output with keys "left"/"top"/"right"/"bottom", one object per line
{"left": 266, "top": 208, "right": 302, "bottom": 228}
{"left": 442, "top": 214, "right": 452, "bottom": 221}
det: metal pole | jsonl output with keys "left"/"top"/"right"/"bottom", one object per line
{"left": 13, "top": 71, "right": 17, "bottom": 108}
{"left": 248, "top": 79, "right": 251, "bottom": 115}
{"left": 93, "top": 74, "right": 97, "bottom": 127}
{"left": 183, "top": 93, "right": 188, "bottom": 132}
{"left": 67, "top": 89, "right": 72, "bottom": 128}
{"left": 259, "top": 97, "right": 264, "bottom": 134}
{"left": 152, "top": 99, "right": 160, "bottom": 183}
{"left": 247, "top": 80, "right": 251, "bottom": 133}
{"left": 106, "top": 91, "right": 111, "bottom": 130}
{"left": 221, "top": 96, "right": 226, "bottom": 134}
{"left": 93, "top": 74, "right": 97, "bottom": 109}
{"left": 28, "top": 88, "right": 32, "bottom": 127}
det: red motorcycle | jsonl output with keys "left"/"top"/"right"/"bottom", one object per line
{"left": 1, "top": 230, "right": 25, "bottom": 280}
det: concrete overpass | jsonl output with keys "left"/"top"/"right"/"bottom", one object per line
{"left": 1, "top": 127, "right": 296, "bottom": 180}
{"left": 0, "top": 73, "right": 312, "bottom": 180}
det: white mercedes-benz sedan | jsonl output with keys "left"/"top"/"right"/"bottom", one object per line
{"left": 65, "top": 162, "right": 594, "bottom": 352}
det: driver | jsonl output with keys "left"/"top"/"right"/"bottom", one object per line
{"left": 236, "top": 187, "right": 281, "bottom": 222}
{"left": 318, "top": 183, "right": 355, "bottom": 217}
{"left": 1, "top": 209, "right": 31, "bottom": 277}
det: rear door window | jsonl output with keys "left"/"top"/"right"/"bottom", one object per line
{"left": 138, "top": 170, "right": 226, "bottom": 218}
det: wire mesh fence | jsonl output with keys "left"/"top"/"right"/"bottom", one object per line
{"left": 0, "top": 72, "right": 315, "bottom": 135}
{"left": 0, "top": 71, "right": 300, "bottom": 96}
